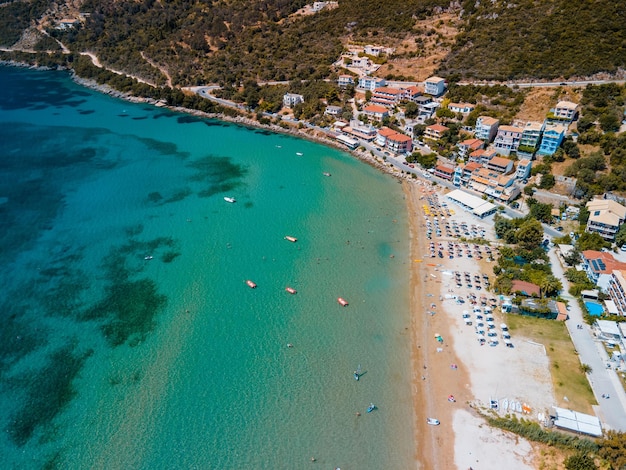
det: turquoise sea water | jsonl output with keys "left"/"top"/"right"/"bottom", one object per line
{"left": 0, "top": 66, "right": 415, "bottom": 469}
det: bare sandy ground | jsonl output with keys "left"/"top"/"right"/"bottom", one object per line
{"left": 405, "top": 180, "right": 556, "bottom": 469}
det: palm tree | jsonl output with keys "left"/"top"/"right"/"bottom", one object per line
{"left": 540, "top": 275, "right": 563, "bottom": 298}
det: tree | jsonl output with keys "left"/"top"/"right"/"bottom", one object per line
{"left": 576, "top": 231, "right": 609, "bottom": 251}
{"left": 539, "top": 174, "right": 555, "bottom": 189}
{"left": 404, "top": 101, "right": 418, "bottom": 118}
{"left": 365, "top": 90, "right": 372, "bottom": 102}
{"left": 516, "top": 219, "right": 543, "bottom": 251}
{"left": 413, "top": 124, "right": 426, "bottom": 137}
{"left": 598, "top": 431, "right": 626, "bottom": 469}
{"left": 564, "top": 452, "right": 597, "bottom": 470}
{"left": 523, "top": 185, "right": 535, "bottom": 196}
{"left": 529, "top": 201, "right": 554, "bottom": 224}
{"left": 563, "top": 249, "right": 581, "bottom": 266}
{"left": 416, "top": 152, "right": 438, "bottom": 168}
{"left": 540, "top": 275, "right": 562, "bottom": 298}
{"left": 615, "top": 224, "right": 626, "bottom": 248}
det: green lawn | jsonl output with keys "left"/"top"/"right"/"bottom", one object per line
{"left": 506, "top": 314, "right": 596, "bottom": 413}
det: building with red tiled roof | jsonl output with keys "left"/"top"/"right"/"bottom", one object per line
{"left": 511, "top": 280, "right": 541, "bottom": 297}
{"left": 433, "top": 163, "right": 455, "bottom": 180}
{"left": 386, "top": 132, "right": 413, "bottom": 155}
{"left": 424, "top": 124, "right": 449, "bottom": 140}
{"left": 362, "top": 104, "right": 389, "bottom": 121}
{"left": 485, "top": 156, "right": 514, "bottom": 174}
{"left": 457, "top": 138, "right": 484, "bottom": 159}
{"left": 581, "top": 250, "right": 626, "bottom": 289}
{"left": 371, "top": 87, "right": 404, "bottom": 107}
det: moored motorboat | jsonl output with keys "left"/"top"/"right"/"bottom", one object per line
{"left": 285, "top": 286, "right": 297, "bottom": 294}
{"left": 224, "top": 196, "right": 236, "bottom": 203}
{"left": 322, "top": 172, "right": 331, "bottom": 177}
{"left": 296, "top": 152, "right": 303, "bottom": 156}
{"left": 144, "top": 255, "right": 153, "bottom": 260}
{"left": 366, "top": 403, "right": 376, "bottom": 413}
{"left": 337, "top": 297, "right": 348, "bottom": 307}
{"left": 284, "top": 236, "right": 297, "bottom": 242}
{"left": 246, "top": 280, "right": 257, "bottom": 288}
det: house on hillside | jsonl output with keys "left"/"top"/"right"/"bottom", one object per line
{"left": 552, "top": 101, "right": 579, "bottom": 122}
{"left": 456, "top": 138, "right": 484, "bottom": 160}
{"left": 468, "top": 148, "right": 498, "bottom": 165}
{"left": 485, "top": 156, "right": 514, "bottom": 174}
{"left": 283, "top": 93, "right": 304, "bottom": 108}
{"left": 468, "top": 167, "right": 519, "bottom": 202}
{"left": 337, "top": 75, "right": 355, "bottom": 87}
{"left": 362, "top": 104, "right": 389, "bottom": 122}
{"left": 474, "top": 116, "right": 500, "bottom": 142}
{"left": 519, "top": 121, "right": 544, "bottom": 156}
{"left": 358, "top": 77, "right": 386, "bottom": 91}
{"left": 371, "top": 87, "right": 403, "bottom": 107}
{"left": 538, "top": 124, "right": 566, "bottom": 155}
{"left": 586, "top": 198, "right": 626, "bottom": 241}
{"left": 493, "top": 125, "right": 523, "bottom": 156}
{"left": 424, "top": 124, "right": 449, "bottom": 140}
{"left": 402, "top": 86, "right": 422, "bottom": 102}
{"left": 448, "top": 102, "right": 476, "bottom": 115}
{"left": 325, "top": 105, "right": 342, "bottom": 116}
{"left": 515, "top": 158, "right": 532, "bottom": 180}
{"left": 424, "top": 76, "right": 447, "bottom": 97}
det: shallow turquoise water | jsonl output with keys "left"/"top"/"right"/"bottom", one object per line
{"left": 0, "top": 66, "right": 415, "bottom": 469}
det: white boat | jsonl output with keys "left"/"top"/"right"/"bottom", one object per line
{"left": 246, "top": 280, "right": 257, "bottom": 289}
{"left": 322, "top": 172, "right": 331, "bottom": 177}
{"left": 284, "top": 235, "right": 297, "bottom": 242}
{"left": 296, "top": 152, "right": 303, "bottom": 156}
{"left": 337, "top": 297, "right": 349, "bottom": 307}
{"left": 224, "top": 197, "right": 236, "bottom": 203}
{"left": 426, "top": 418, "right": 440, "bottom": 425}
{"left": 144, "top": 255, "right": 153, "bottom": 260}
{"left": 285, "top": 286, "right": 297, "bottom": 294}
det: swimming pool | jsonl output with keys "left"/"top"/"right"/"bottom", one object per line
{"left": 584, "top": 301, "right": 604, "bottom": 316}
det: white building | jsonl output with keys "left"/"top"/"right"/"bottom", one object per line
{"left": 358, "top": 76, "right": 386, "bottom": 92}
{"left": 283, "top": 93, "right": 304, "bottom": 108}
{"left": 424, "top": 76, "right": 446, "bottom": 97}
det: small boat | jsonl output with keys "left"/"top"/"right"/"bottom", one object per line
{"left": 246, "top": 280, "right": 257, "bottom": 289}
{"left": 354, "top": 364, "right": 361, "bottom": 381}
{"left": 284, "top": 236, "right": 297, "bottom": 243}
{"left": 447, "top": 395, "right": 456, "bottom": 402}
{"left": 285, "top": 286, "right": 297, "bottom": 294}
{"left": 224, "top": 197, "right": 236, "bottom": 203}
{"left": 337, "top": 297, "right": 349, "bottom": 307}
{"left": 366, "top": 403, "right": 376, "bottom": 413}
{"left": 296, "top": 152, "right": 303, "bottom": 156}
{"left": 144, "top": 256, "right": 154, "bottom": 260}
{"left": 426, "top": 417, "right": 440, "bottom": 425}
{"left": 322, "top": 172, "right": 331, "bottom": 177}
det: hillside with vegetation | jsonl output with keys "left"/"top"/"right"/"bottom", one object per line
{"left": 2, "top": 0, "right": 625, "bottom": 86}
{"left": 438, "top": 0, "right": 626, "bottom": 81}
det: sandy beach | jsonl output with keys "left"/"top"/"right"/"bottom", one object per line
{"left": 405, "top": 180, "right": 556, "bottom": 469}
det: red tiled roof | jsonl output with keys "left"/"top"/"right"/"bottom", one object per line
{"left": 364, "top": 104, "right": 388, "bottom": 113}
{"left": 511, "top": 280, "right": 541, "bottom": 297}
{"left": 427, "top": 124, "right": 450, "bottom": 132}
{"left": 388, "top": 133, "right": 412, "bottom": 143}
